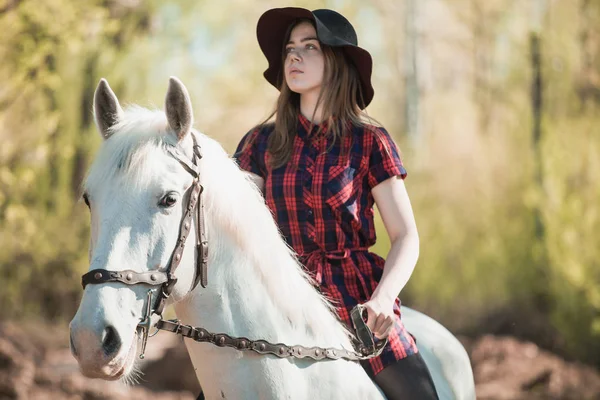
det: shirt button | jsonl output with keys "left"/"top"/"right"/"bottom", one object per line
{"left": 307, "top": 210, "right": 313, "bottom": 215}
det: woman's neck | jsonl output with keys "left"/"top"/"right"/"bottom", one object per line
{"left": 300, "top": 91, "right": 325, "bottom": 124}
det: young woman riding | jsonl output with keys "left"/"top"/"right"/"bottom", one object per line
{"left": 233, "top": 7, "right": 439, "bottom": 399}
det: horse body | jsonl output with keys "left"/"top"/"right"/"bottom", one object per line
{"left": 69, "top": 77, "right": 475, "bottom": 399}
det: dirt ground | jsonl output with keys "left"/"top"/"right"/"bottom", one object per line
{"left": 1, "top": 320, "right": 599, "bottom": 400}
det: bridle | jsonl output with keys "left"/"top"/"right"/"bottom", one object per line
{"left": 80, "top": 132, "right": 386, "bottom": 362}
{"left": 81, "top": 133, "right": 208, "bottom": 357}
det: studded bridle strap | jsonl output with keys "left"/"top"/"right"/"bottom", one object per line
{"left": 191, "top": 141, "right": 208, "bottom": 290}
{"left": 153, "top": 179, "right": 203, "bottom": 315}
{"left": 165, "top": 136, "right": 208, "bottom": 294}
{"left": 155, "top": 318, "right": 387, "bottom": 362}
{"left": 82, "top": 269, "right": 169, "bottom": 287}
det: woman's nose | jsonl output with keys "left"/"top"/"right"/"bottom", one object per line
{"left": 287, "top": 49, "right": 301, "bottom": 62}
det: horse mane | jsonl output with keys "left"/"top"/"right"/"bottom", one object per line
{"left": 84, "top": 105, "right": 354, "bottom": 349}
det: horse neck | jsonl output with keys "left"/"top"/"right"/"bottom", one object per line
{"left": 175, "top": 134, "right": 352, "bottom": 350}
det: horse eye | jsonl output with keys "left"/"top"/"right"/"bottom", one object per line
{"left": 159, "top": 193, "right": 178, "bottom": 208}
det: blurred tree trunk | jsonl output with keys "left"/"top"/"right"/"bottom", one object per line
{"left": 464, "top": 0, "right": 510, "bottom": 135}
{"left": 369, "top": 0, "right": 406, "bottom": 136}
{"left": 44, "top": 53, "right": 61, "bottom": 212}
{"left": 530, "top": 33, "right": 544, "bottom": 240}
{"left": 404, "top": 0, "right": 421, "bottom": 145}
{"left": 530, "top": 0, "right": 549, "bottom": 313}
{"left": 71, "top": 54, "right": 99, "bottom": 199}
{"left": 471, "top": 0, "right": 488, "bottom": 134}
{"left": 577, "top": 0, "right": 600, "bottom": 109}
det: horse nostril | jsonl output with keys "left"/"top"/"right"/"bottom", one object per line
{"left": 101, "top": 326, "right": 122, "bottom": 357}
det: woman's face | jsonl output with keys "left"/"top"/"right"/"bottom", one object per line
{"left": 284, "top": 21, "right": 325, "bottom": 96}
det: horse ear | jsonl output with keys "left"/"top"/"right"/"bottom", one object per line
{"left": 93, "top": 79, "right": 123, "bottom": 140}
{"left": 165, "top": 76, "right": 194, "bottom": 142}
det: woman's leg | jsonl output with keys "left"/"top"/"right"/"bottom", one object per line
{"left": 370, "top": 352, "right": 440, "bottom": 400}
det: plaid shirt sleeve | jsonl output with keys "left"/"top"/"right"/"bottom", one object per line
{"left": 233, "top": 128, "right": 266, "bottom": 177}
{"left": 367, "top": 127, "right": 408, "bottom": 188}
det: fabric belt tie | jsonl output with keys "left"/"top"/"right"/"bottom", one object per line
{"left": 302, "top": 247, "right": 370, "bottom": 295}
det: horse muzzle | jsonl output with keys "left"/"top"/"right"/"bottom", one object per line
{"left": 69, "top": 319, "right": 138, "bottom": 380}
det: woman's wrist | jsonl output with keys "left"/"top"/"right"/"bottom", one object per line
{"left": 371, "top": 287, "right": 397, "bottom": 307}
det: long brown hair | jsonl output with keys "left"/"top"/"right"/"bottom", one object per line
{"left": 254, "top": 19, "right": 378, "bottom": 169}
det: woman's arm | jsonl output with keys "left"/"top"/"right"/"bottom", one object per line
{"left": 363, "top": 176, "right": 420, "bottom": 339}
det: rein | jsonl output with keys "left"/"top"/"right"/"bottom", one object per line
{"left": 80, "top": 132, "right": 385, "bottom": 362}
{"left": 152, "top": 303, "right": 385, "bottom": 361}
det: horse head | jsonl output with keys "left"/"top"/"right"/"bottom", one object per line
{"left": 69, "top": 77, "right": 203, "bottom": 380}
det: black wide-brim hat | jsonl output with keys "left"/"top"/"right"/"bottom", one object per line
{"left": 256, "top": 7, "right": 374, "bottom": 109}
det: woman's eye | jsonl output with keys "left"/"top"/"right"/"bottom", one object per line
{"left": 306, "top": 44, "right": 316, "bottom": 50}
{"left": 159, "top": 193, "right": 178, "bottom": 208}
{"left": 285, "top": 47, "right": 294, "bottom": 54}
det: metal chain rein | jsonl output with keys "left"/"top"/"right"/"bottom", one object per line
{"left": 156, "top": 319, "right": 385, "bottom": 362}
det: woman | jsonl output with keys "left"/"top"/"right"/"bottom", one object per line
{"left": 233, "top": 7, "right": 439, "bottom": 399}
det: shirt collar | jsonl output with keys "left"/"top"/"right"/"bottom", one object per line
{"left": 297, "top": 112, "right": 334, "bottom": 139}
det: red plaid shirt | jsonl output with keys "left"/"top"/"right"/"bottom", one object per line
{"left": 234, "top": 113, "right": 418, "bottom": 375}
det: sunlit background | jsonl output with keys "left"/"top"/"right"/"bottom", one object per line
{"left": 1, "top": 0, "right": 599, "bottom": 398}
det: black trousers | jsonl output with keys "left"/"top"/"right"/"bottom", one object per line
{"left": 196, "top": 352, "right": 439, "bottom": 400}
{"left": 364, "top": 352, "right": 440, "bottom": 400}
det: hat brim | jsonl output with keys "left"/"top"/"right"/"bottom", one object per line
{"left": 256, "top": 7, "right": 374, "bottom": 109}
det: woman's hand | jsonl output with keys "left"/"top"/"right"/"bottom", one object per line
{"left": 362, "top": 294, "right": 396, "bottom": 339}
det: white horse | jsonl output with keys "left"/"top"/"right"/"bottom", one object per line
{"left": 69, "top": 77, "right": 476, "bottom": 400}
